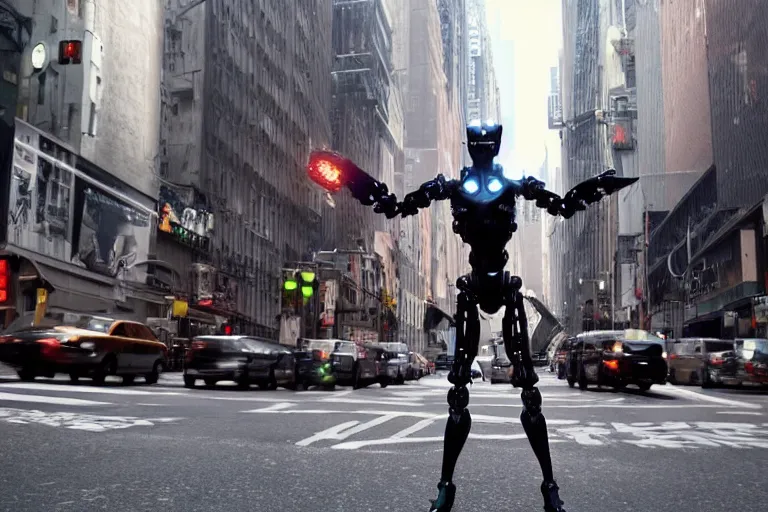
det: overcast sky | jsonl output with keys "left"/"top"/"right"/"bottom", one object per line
{"left": 485, "top": 0, "right": 562, "bottom": 178}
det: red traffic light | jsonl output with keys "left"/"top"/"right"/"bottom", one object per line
{"left": 222, "top": 324, "right": 232, "bottom": 335}
{"left": 307, "top": 150, "right": 345, "bottom": 193}
{"left": 58, "top": 40, "right": 82, "bottom": 65}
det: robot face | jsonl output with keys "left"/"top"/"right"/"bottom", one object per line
{"left": 466, "top": 121, "right": 502, "bottom": 165}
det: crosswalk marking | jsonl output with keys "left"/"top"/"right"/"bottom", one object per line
{"left": 0, "top": 391, "right": 110, "bottom": 406}
{"left": 0, "top": 382, "right": 184, "bottom": 396}
{"left": 0, "top": 407, "right": 182, "bottom": 432}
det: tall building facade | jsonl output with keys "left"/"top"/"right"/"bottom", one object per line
{"left": 645, "top": 0, "right": 768, "bottom": 339}
{"left": 326, "top": 0, "right": 399, "bottom": 343}
{"left": 1, "top": 0, "right": 167, "bottom": 327}
{"left": 158, "top": 0, "right": 333, "bottom": 339}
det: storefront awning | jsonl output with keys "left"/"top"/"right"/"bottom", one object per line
{"left": 423, "top": 303, "right": 456, "bottom": 331}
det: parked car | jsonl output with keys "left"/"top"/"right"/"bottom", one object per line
{"left": 304, "top": 339, "right": 338, "bottom": 389}
{"left": 378, "top": 342, "right": 411, "bottom": 383}
{"left": 183, "top": 336, "right": 295, "bottom": 390}
{"left": 332, "top": 341, "right": 390, "bottom": 389}
{"left": 733, "top": 338, "right": 768, "bottom": 388}
{"left": 490, "top": 342, "right": 513, "bottom": 384}
{"left": 565, "top": 330, "right": 668, "bottom": 391}
{"left": 289, "top": 349, "right": 316, "bottom": 390}
{"left": 0, "top": 311, "right": 167, "bottom": 385}
{"left": 434, "top": 353, "right": 454, "bottom": 371}
{"left": 552, "top": 338, "right": 575, "bottom": 379}
{"left": 666, "top": 338, "right": 738, "bottom": 387}
{"left": 532, "top": 350, "right": 549, "bottom": 367}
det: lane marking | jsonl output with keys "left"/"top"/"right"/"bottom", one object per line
{"left": 320, "top": 397, "right": 425, "bottom": 407}
{"left": 0, "top": 382, "right": 183, "bottom": 396}
{"left": 660, "top": 385, "right": 762, "bottom": 409}
{"left": 0, "top": 391, "right": 110, "bottom": 406}
{"left": 391, "top": 418, "right": 437, "bottom": 439}
{"left": 296, "top": 414, "right": 398, "bottom": 447}
{"left": 716, "top": 411, "right": 763, "bottom": 416}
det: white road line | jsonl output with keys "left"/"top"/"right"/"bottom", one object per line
{"left": 320, "top": 397, "right": 424, "bottom": 407}
{"left": 390, "top": 418, "right": 437, "bottom": 438}
{"left": 296, "top": 414, "right": 398, "bottom": 447}
{"left": 0, "top": 391, "right": 110, "bottom": 406}
{"left": 0, "top": 382, "right": 183, "bottom": 396}
{"left": 716, "top": 411, "right": 764, "bottom": 416}
{"left": 661, "top": 385, "right": 762, "bottom": 409}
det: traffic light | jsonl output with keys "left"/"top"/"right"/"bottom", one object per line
{"left": 58, "top": 40, "right": 82, "bottom": 65}
{"left": 220, "top": 323, "right": 233, "bottom": 335}
{"left": 299, "top": 271, "right": 316, "bottom": 298}
{"left": 282, "top": 268, "right": 318, "bottom": 310}
{"left": 0, "top": 259, "right": 10, "bottom": 305}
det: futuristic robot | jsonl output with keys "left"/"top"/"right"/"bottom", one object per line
{"left": 306, "top": 121, "right": 638, "bottom": 512}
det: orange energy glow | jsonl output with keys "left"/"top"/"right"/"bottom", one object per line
{"left": 307, "top": 154, "right": 344, "bottom": 192}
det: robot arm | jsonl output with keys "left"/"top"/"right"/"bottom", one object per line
{"left": 397, "top": 174, "right": 456, "bottom": 218}
{"left": 307, "top": 150, "right": 455, "bottom": 218}
{"left": 518, "top": 170, "right": 639, "bottom": 219}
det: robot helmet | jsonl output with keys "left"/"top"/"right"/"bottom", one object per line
{"left": 466, "top": 120, "right": 502, "bottom": 166}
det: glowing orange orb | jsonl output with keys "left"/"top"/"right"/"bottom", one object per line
{"left": 307, "top": 154, "right": 344, "bottom": 192}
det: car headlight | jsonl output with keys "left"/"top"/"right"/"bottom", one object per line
{"left": 80, "top": 342, "right": 95, "bottom": 351}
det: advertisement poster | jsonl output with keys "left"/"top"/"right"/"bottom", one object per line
{"left": 319, "top": 279, "right": 337, "bottom": 327}
{"left": 8, "top": 124, "right": 74, "bottom": 261}
{"left": 70, "top": 182, "right": 152, "bottom": 282}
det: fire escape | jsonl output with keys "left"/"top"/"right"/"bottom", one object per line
{"left": 330, "top": 0, "right": 393, "bottom": 339}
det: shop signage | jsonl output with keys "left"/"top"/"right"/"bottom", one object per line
{"left": 189, "top": 263, "right": 237, "bottom": 312}
{"left": 7, "top": 120, "right": 153, "bottom": 283}
{"left": 319, "top": 279, "right": 337, "bottom": 327}
{"left": 158, "top": 185, "right": 213, "bottom": 250}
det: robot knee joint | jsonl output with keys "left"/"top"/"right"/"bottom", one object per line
{"left": 447, "top": 385, "right": 470, "bottom": 412}
{"left": 521, "top": 387, "right": 542, "bottom": 417}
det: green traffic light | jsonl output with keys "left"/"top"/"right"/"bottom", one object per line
{"left": 300, "top": 271, "right": 315, "bottom": 283}
{"left": 301, "top": 285, "right": 313, "bottom": 297}
{"left": 284, "top": 279, "right": 298, "bottom": 291}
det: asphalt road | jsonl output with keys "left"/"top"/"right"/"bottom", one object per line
{"left": 0, "top": 367, "right": 766, "bottom": 512}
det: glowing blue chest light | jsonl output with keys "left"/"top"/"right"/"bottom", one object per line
{"left": 463, "top": 178, "right": 479, "bottom": 194}
{"left": 487, "top": 178, "right": 502, "bottom": 193}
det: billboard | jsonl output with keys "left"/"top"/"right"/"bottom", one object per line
{"left": 8, "top": 121, "right": 152, "bottom": 283}
{"left": 70, "top": 181, "right": 152, "bottom": 282}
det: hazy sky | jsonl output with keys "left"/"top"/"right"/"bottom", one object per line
{"left": 485, "top": 0, "right": 562, "bottom": 178}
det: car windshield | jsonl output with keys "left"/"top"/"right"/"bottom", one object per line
{"left": 705, "top": 341, "right": 734, "bottom": 353}
{"left": 334, "top": 342, "right": 357, "bottom": 354}
{"left": 742, "top": 339, "right": 768, "bottom": 362}
{"left": 380, "top": 342, "right": 408, "bottom": 353}
{"left": 3, "top": 312, "right": 115, "bottom": 334}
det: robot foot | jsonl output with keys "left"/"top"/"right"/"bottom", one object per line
{"left": 541, "top": 481, "right": 566, "bottom": 512}
{"left": 428, "top": 481, "right": 456, "bottom": 512}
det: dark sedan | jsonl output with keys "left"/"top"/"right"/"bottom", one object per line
{"left": 183, "top": 336, "right": 295, "bottom": 390}
{"left": 566, "top": 330, "right": 668, "bottom": 391}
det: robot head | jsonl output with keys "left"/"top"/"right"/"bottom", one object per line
{"left": 466, "top": 120, "right": 502, "bottom": 166}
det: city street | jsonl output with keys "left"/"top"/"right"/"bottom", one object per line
{"left": 0, "top": 368, "right": 766, "bottom": 512}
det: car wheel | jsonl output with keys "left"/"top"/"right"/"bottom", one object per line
{"left": 184, "top": 375, "right": 196, "bottom": 388}
{"left": 566, "top": 378, "right": 575, "bottom": 388}
{"left": 17, "top": 368, "right": 36, "bottom": 382}
{"left": 122, "top": 375, "right": 136, "bottom": 385}
{"left": 700, "top": 369, "right": 712, "bottom": 389}
{"left": 380, "top": 377, "right": 389, "bottom": 388}
{"left": 144, "top": 360, "right": 162, "bottom": 385}
{"left": 69, "top": 373, "right": 80, "bottom": 384}
{"left": 352, "top": 366, "right": 362, "bottom": 390}
{"left": 301, "top": 380, "right": 310, "bottom": 390}
{"left": 258, "top": 371, "right": 276, "bottom": 390}
{"left": 577, "top": 365, "right": 588, "bottom": 390}
{"left": 92, "top": 356, "right": 116, "bottom": 385}
{"left": 638, "top": 382, "right": 652, "bottom": 392}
